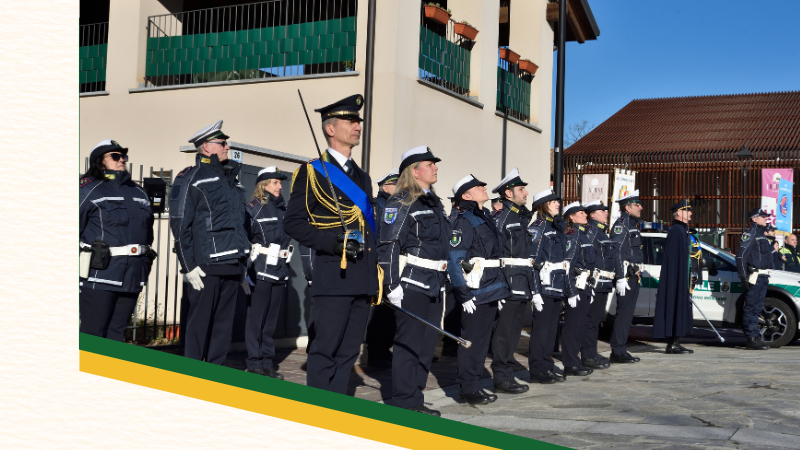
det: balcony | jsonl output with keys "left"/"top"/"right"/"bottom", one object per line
{"left": 143, "top": 0, "right": 357, "bottom": 88}
{"left": 418, "top": 4, "right": 473, "bottom": 97}
{"left": 79, "top": 22, "right": 108, "bottom": 93}
{"left": 496, "top": 48, "right": 532, "bottom": 122}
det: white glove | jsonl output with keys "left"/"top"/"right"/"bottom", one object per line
{"left": 186, "top": 267, "right": 206, "bottom": 291}
{"left": 497, "top": 299, "right": 506, "bottom": 311}
{"left": 568, "top": 295, "right": 579, "bottom": 308}
{"left": 616, "top": 278, "right": 630, "bottom": 296}
{"left": 250, "top": 243, "right": 262, "bottom": 262}
{"left": 387, "top": 285, "right": 404, "bottom": 308}
{"left": 462, "top": 298, "right": 477, "bottom": 314}
{"left": 241, "top": 276, "right": 252, "bottom": 296}
{"left": 590, "top": 289, "right": 595, "bottom": 304}
{"left": 532, "top": 294, "right": 544, "bottom": 312}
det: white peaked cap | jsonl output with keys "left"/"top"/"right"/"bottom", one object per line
{"left": 258, "top": 166, "right": 278, "bottom": 176}
{"left": 533, "top": 189, "right": 554, "bottom": 203}
{"left": 189, "top": 120, "right": 228, "bottom": 147}
{"left": 618, "top": 189, "right": 639, "bottom": 201}
{"left": 563, "top": 201, "right": 584, "bottom": 217}
{"left": 492, "top": 167, "right": 526, "bottom": 193}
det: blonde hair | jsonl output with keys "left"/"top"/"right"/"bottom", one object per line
{"left": 251, "top": 180, "right": 271, "bottom": 205}
{"left": 394, "top": 162, "right": 435, "bottom": 206}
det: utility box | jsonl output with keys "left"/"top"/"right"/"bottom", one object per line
{"left": 142, "top": 177, "right": 167, "bottom": 214}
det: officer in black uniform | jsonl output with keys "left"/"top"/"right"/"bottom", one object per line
{"left": 80, "top": 139, "right": 156, "bottom": 340}
{"left": 580, "top": 200, "right": 615, "bottom": 370}
{"left": 489, "top": 168, "right": 532, "bottom": 394}
{"left": 779, "top": 234, "right": 800, "bottom": 273}
{"left": 448, "top": 174, "right": 511, "bottom": 405}
{"left": 528, "top": 189, "right": 571, "bottom": 384}
{"left": 378, "top": 146, "right": 448, "bottom": 416}
{"left": 440, "top": 195, "right": 462, "bottom": 359}
{"left": 765, "top": 225, "right": 784, "bottom": 270}
{"left": 609, "top": 190, "right": 644, "bottom": 364}
{"left": 561, "top": 202, "right": 594, "bottom": 377}
{"left": 169, "top": 120, "right": 251, "bottom": 365}
{"left": 244, "top": 167, "right": 291, "bottom": 379}
{"left": 736, "top": 208, "right": 772, "bottom": 350}
{"left": 652, "top": 199, "right": 701, "bottom": 354}
{"left": 284, "top": 94, "right": 380, "bottom": 395}
{"left": 365, "top": 168, "right": 400, "bottom": 369}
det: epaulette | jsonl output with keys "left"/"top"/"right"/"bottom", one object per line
{"left": 391, "top": 190, "right": 409, "bottom": 202}
{"left": 176, "top": 166, "right": 193, "bottom": 178}
{"left": 532, "top": 219, "right": 544, "bottom": 226}
{"left": 79, "top": 177, "right": 94, "bottom": 188}
{"left": 247, "top": 198, "right": 260, "bottom": 209}
{"left": 578, "top": 225, "right": 586, "bottom": 232}
{"left": 566, "top": 228, "right": 576, "bottom": 235}
{"left": 510, "top": 206, "right": 519, "bottom": 213}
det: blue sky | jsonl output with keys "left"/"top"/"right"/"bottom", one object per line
{"left": 552, "top": 0, "right": 800, "bottom": 146}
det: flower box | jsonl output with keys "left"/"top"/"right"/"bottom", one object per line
{"left": 499, "top": 48, "right": 520, "bottom": 64}
{"left": 424, "top": 4, "right": 452, "bottom": 25}
{"left": 454, "top": 22, "right": 479, "bottom": 41}
{"left": 519, "top": 59, "right": 539, "bottom": 75}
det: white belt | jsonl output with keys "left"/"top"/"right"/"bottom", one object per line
{"left": 756, "top": 269, "right": 772, "bottom": 275}
{"left": 543, "top": 261, "right": 569, "bottom": 271}
{"left": 256, "top": 246, "right": 292, "bottom": 258}
{"left": 501, "top": 258, "right": 534, "bottom": 267}
{"left": 109, "top": 245, "right": 148, "bottom": 256}
{"left": 405, "top": 254, "right": 448, "bottom": 272}
{"left": 475, "top": 258, "right": 502, "bottom": 268}
{"left": 594, "top": 269, "right": 615, "bottom": 280}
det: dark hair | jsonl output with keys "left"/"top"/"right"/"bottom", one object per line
{"left": 80, "top": 156, "right": 107, "bottom": 180}
{"left": 536, "top": 203, "right": 551, "bottom": 220}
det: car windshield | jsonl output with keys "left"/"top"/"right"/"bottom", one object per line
{"left": 699, "top": 242, "right": 736, "bottom": 265}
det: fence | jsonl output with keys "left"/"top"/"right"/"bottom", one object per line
{"left": 418, "top": 4, "right": 473, "bottom": 96}
{"left": 497, "top": 48, "right": 532, "bottom": 122}
{"left": 563, "top": 147, "right": 800, "bottom": 252}
{"left": 144, "top": 0, "right": 358, "bottom": 88}
{"left": 79, "top": 22, "right": 109, "bottom": 93}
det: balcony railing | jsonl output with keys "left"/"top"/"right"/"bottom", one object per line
{"left": 497, "top": 49, "right": 532, "bottom": 122}
{"left": 418, "top": 6, "right": 473, "bottom": 97}
{"left": 79, "top": 22, "right": 109, "bottom": 93}
{"left": 144, "top": 0, "right": 358, "bottom": 88}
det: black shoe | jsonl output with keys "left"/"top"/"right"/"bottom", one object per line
{"left": 610, "top": 352, "right": 640, "bottom": 364}
{"left": 551, "top": 371, "right": 566, "bottom": 382}
{"left": 530, "top": 370, "right": 565, "bottom": 384}
{"left": 494, "top": 381, "right": 529, "bottom": 394}
{"left": 410, "top": 405, "right": 441, "bottom": 417}
{"left": 432, "top": 355, "right": 439, "bottom": 363}
{"left": 582, "top": 357, "right": 610, "bottom": 369}
{"left": 368, "top": 359, "right": 393, "bottom": 369}
{"left": 481, "top": 390, "right": 498, "bottom": 403}
{"left": 458, "top": 391, "right": 489, "bottom": 405}
{"left": 563, "top": 366, "right": 593, "bottom": 376}
{"left": 246, "top": 368, "right": 284, "bottom": 380}
{"left": 746, "top": 337, "right": 770, "bottom": 350}
{"left": 665, "top": 338, "right": 694, "bottom": 354}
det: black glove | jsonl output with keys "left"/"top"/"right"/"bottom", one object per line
{"left": 144, "top": 247, "right": 158, "bottom": 260}
{"left": 460, "top": 260, "right": 474, "bottom": 273}
{"left": 741, "top": 280, "right": 752, "bottom": 291}
{"left": 334, "top": 239, "right": 360, "bottom": 259}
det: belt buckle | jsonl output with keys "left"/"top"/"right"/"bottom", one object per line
{"left": 439, "top": 262, "right": 448, "bottom": 271}
{"left": 129, "top": 245, "right": 139, "bottom": 255}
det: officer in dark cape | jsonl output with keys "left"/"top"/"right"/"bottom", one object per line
{"left": 652, "top": 199, "right": 701, "bottom": 354}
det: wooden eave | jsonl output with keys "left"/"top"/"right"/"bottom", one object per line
{"left": 547, "top": 0, "right": 600, "bottom": 44}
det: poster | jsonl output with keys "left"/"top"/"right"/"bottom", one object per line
{"left": 610, "top": 168, "right": 636, "bottom": 226}
{"left": 760, "top": 168, "right": 794, "bottom": 228}
{"left": 776, "top": 178, "right": 793, "bottom": 234}
{"left": 582, "top": 174, "right": 609, "bottom": 204}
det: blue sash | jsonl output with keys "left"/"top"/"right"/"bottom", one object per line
{"left": 310, "top": 159, "right": 376, "bottom": 233}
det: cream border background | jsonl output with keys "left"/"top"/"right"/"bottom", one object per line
{"left": 1, "top": 2, "right": 396, "bottom": 448}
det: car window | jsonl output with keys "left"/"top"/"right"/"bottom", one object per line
{"left": 704, "top": 251, "right": 736, "bottom": 272}
{"left": 649, "top": 237, "right": 667, "bottom": 266}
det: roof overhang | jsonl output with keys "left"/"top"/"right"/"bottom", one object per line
{"left": 547, "top": 0, "right": 600, "bottom": 44}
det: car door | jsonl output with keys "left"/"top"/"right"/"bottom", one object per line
{"left": 695, "top": 246, "right": 737, "bottom": 322}
{"left": 638, "top": 233, "right": 663, "bottom": 316}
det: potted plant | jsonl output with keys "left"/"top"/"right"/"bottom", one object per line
{"left": 424, "top": 3, "right": 452, "bottom": 25}
{"left": 499, "top": 47, "right": 520, "bottom": 64}
{"left": 518, "top": 59, "right": 539, "bottom": 75}
{"left": 454, "top": 20, "right": 479, "bottom": 40}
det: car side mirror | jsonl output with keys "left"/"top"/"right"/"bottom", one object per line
{"left": 703, "top": 257, "right": 718, "bottom": 277}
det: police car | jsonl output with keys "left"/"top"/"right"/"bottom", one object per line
{"left": 605, "top": 223, "right": 800, "bottom": 348}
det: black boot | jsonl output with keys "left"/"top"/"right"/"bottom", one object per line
{"left": 665, "top": 337, "right": 693, "bottom": 354}
{"left": 746, "top": 337, "right": 770, "bottom": 350}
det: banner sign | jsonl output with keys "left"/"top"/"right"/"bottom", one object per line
{"left": 776, "top": 178, "right": 793, "bottom": 234}
{"left": 760, "top": 168, "right": 793, "bottom": 229}
{"left": 610, "top": 168, "right": 636, "bottom": 226}
{"left": 582, "top": 174, "right": 609, "bottom": 204}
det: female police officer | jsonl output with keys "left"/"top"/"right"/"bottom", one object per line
{"left": 378, "top": 146, "right": 449, "bottom": 416}
{"left": 79, "top": 139, "right": 155, "bottom": 341}
{"left": 527, "top": 189, "right": 571, "bottom": 384}
{"left": 561, "top": 202, "right": 594, "bottom": 377}
{"left": 244, "top": 167, "right": 290, "bottom": 379}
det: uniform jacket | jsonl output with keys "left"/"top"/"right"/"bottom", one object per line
{"left": 299, "top": 245, "right": 315, "bottom": 284}
{"left": 80, "top": 170, "right": 155, "bottom": 292}
{"left": 494, "top": 200, "right": 535, "bottom": 301}
{"left": 587, "top": 219, "right": 617, "bottom": 293}
{"left": 246, "top": 194, "right": 291, "bottom": 283}
{"left": 529, "top": 214, "right": 570, "bottom": 299}
{"left": 378, "top": 190, "right": 451, "bottom": 298}
{"left": 565, "top": 224, "right": 593, "bottom": 295}
{"left": 779, "top": 244, "right": 800, "bottom": 273}
{"left": 283, "top": 150, "right": 379, "bottom": 297}
{"left": 652, "top": 220, "right": 697, "bottom": 338}
{"left": 611, "top": 212, "right": 644, "bottom": 280}
{"left": 768, "top": 237, "right": 784, "bottom": 271}
{"left": 736, "top": 223, "right": 774, "bottom": 280}
{"left": 169, "top": 154, "right": 249, "bottom": 273}
{"left": 446, "top": 201, "right": 511, "bottom": 305}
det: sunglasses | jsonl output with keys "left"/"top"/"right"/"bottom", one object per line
{"left": 207, "top": 140, "right": 228, "bottom": 146}
{"left": 106, "top": 153, "right": 129, "bottom": 162}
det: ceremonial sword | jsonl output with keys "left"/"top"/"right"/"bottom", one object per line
{"left": 383, "top": 301, "right": 472, "bottom": 348}
{"left": 690, "top": 298, "right": 725, "bottom": 343}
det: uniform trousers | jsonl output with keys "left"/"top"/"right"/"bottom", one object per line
{"left": 490, "top": 300, "right": 527, "bottom": 384}
{"left": 185, "top": 273, "right": 240, "bottom": 365}
{"left": 79, "top": 289, "right": 139, "bottom": 341}
{"left": 306, "top": 295, "right": 370, "bottom": 395}
{"left": 610, "top": 274, "right": 640, "bottom": 356}
{"left": 391, "top": 289, "right": 442, "bottom": 408}
{"left": 441, "top": 283, "right": 462, "bottom": 355}
{"left": 245, "top": 280, "right": 285, "bottom": 371}
{"left": 528, "top": 295, "right": 562, "bottom": 375}
{"left": 742, "top": 275, "right": 769, "bottom": 338}
{"left": 561, "top": 290, "right": 593, "bottom": 367}
{"left": 457, "top": 302, "right": 498, "bottom": 394}
{"left": 581, "top": 290, "right": 612, "bottom": 359}
{"left": 366, "top": 302, "right": 396, "bottom": 362}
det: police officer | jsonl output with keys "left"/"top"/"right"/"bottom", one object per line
{"left": 652, "top": 200, "right": 701, "bottom": 354}
{"left": 244, "top": 167, "right": 290, "bottom": 379}
{"left": 169, "top": 120, "right": 251, "bottom": 365}
{"left": 580, "top": 200, "right": 615, "bottom": 370}
{"left": 448, "top": 175, "right": 511, "bottom": 404}
{"left": 528, "top": 189, "right": 570, "bottom": 383}
{"left": 80, "top": 140, "right": 156, "bottom": 340}
{"left": 378, "top": 146, "right": 448, "bottom": 416}
{"left": 440, "top": 195, "right": 462, "bottom": 359}
{"left": 765, "top": 225, "right": 784, "bottom": 270}
{"left": 365, "top": 168, "right": 400, "bottom": 369}
{"left": 489, "top": 168, "right": 532, "bottom": 394}
{"left": 736, "top": 208, "right": 772, "bottom": 350}
{"left": 606, "top": 190, "right": 644, "bottom": 363}
{"left": 284, "top": 94, "right": 380, "bottom": 395}
{"left": 779, "top": 234, "right": 800, "bottom": 273}
{"left": 561, "top": 202, "right": 594, "bottom": 377}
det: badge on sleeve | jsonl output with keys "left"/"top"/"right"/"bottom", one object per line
{"left": 528, "top": 227, "right": 539, "bottom": 241}
{"left": 450, "top": 230, "right": 462, "bottom": 247}
{"left": 613, "top": 224, "right": 623, "bottom": 235}
{"left": 566, "top": 240, "right": 573, "bottom": 251}
{"left": 741, "top": 232, "right": 751, "bottom": 242}
{"left": 384, "top": 207, "right": 398, "bottom": 224}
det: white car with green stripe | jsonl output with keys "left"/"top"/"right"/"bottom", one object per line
{"left": 604, "top": 230, "right": 800, "bottom": 348}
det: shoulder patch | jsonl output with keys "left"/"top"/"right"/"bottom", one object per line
{"left": 384, "top": 207, "right": 398, "bottom": 224}
{"left": 613, "top": 224, "right": 623, "bottom": 235}
{"left": 79, "top": 177, "right": 94, "bottom": 188}
{"left": 247, "top": 198, "right": 260, "bottom": 209}
{"left": 533, "top": 219, "right": 543, "bottom": 226}
{"left": 741, "top": 232, "right": 751, "bottom": 242}
{"left": 391, "top": 190, "right": 409, "bottom": 201}
{"left": 176, "top": 166, "right": 193, "bottom": 178}
{"left": 566, "top": 239, "right": 573, "bottom": 252}
{"left": 450, "top": 229, "right": 462, "bottom": 247}
{"left": 566, "top": 228, "right": 576, "bottom": 235}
